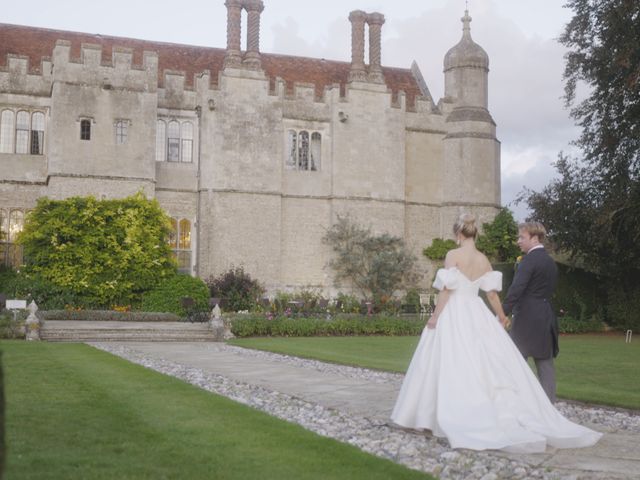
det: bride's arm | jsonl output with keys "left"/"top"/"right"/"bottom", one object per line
{"left": 486, "top": 290, "right": 510, "bottom": 328}
{"left": 427, "top": 289, "right": 451, "bottom": 329}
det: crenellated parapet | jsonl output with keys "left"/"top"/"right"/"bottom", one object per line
{"left": 51, "top": 40, "right": 158, "bottom": 92}
{"left": 157, "top": 70, "right": 197, "bottom": 110}
{"left": 0, "top": 54, "right": 52, "bottom": 96}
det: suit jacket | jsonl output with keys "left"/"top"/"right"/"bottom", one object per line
{"left": 503, "top": 247, "right": 559, "bottom": 359}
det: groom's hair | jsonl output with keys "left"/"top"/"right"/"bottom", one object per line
{"left": 519, "top": 221, "right": 546, "bottom": 242}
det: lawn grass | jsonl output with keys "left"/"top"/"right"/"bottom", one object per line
{"left": 229, "top": 334, "right": 640, "bottom": 410}
{"left": 0, "top": 341, "right": 432, "bottom": 480}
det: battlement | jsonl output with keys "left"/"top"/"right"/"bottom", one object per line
{"left": 50, "top": 40, "right": 158, "bottom": 92}
{"left": 0, "top": 53, "right": 52, "bottom": 96}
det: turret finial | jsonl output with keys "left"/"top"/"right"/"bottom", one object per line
{"left": 461, "top": 9, "right": 472, "bottom": 34}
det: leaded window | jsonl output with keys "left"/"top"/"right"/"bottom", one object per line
{"left": 1, "top": 209, "right": 25, "bottom": 268}
{"left": 115, "top": 120, "right": 128, "bottom": 145}
{"left": 310, "top": 132, "right": 321, "bottom": 171}
{"left": 30, "top": 112, "right": 45, "bottom": 154}
{"left": 167, "top": 217, "right": 192, "bottom": 274}
{"left": 0, "top": 110, "right": 14, "bottom": 153}
{"left": 286, "top": 130, "right": 322, "bottom": 171}
{"left": 181, "top": 122, "right": 193, "bottom": 163}
{"left": 156, "top": 118, "right": 195, "bottom": 163}
{"left": 156, "top": 120, "right": 166, "bottom": 162}
{"left": 15, "top": 111, "right": 30, "bottom": 154}
{"left": 0, "top": 110, "right": 46, "bottom": 155}
{"left": 80, "top": 119, "right": 91, "bottom": 140}
{"left": 167, "top": 121, "right": 180, "bottom": 162}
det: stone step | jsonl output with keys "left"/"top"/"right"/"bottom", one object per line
{"left": 39, "top": 321, "right": 221, "bottom": 342}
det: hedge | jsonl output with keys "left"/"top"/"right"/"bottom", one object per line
{"left": 39, "top": 310, "right": 181, "bottom": 322}
{"left": 228, "top": 313, "right": 425, "bottom": 337}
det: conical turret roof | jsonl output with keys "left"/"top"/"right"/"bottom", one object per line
{"left": 444, "top": 10, "right": 488, "bottom": 71}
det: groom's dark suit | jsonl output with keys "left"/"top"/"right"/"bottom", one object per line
{"left": 503, "top": 246, "right": 558, "bottom": 401}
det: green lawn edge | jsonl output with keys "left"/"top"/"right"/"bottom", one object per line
{"left": 1, "top": 341, "right": 432, "bottom": 480}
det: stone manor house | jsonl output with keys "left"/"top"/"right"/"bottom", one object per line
{"left": 0, "top": 1, "right": 500, "bottom": 294}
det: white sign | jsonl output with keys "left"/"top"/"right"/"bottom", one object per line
{"left": 6, "top": 299, "right": 27, "bottom": 310}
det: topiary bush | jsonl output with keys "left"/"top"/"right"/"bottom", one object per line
{"left": 206, "top": 267, "right": 264, "bottom": 313}
{"left": 141, "top": 274, "right": 209, "bottom": 317}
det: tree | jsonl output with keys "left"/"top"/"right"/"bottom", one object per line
{"left": 17, "top": 193, "right": 176, "bottom": 307}
{"left": 476, "top": 208, "right": 520, "bottom": 263}
{"left": 521, "top": 0, "right": 640, "bottom": 280}
{"left": 323, "top": 217, "right": 421, "bottom": 302}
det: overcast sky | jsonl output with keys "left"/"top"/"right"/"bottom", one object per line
{"left": 2, "top": 0, "right": 579, "bottom": 220}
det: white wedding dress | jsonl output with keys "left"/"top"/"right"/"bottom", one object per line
{"left": 391, "top": 267, "right": 602, "bottom": 453}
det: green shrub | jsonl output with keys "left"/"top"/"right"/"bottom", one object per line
{"left": 17, "top": 193, "right": 176, "bottom": 308}
{"left": 0, "top": 310, "right": 26, "bottom": 339}
{"left": 0, "top": 266, "right": 18, "bottom": 295}
{"left": 558, "top": 315, "right": 604, "bottom": 334}
{"left": 554, "top": 263, "right": 603, "bottom": 322}
{"left": 334, "top": 293, "right": 361, "bottom": 314}
{"left": 206, "top": 267, "right": 264, "bottom": 313}
{"left": 228, "top": 313, "right": 424, "bottom": 337}
{"left": 141, "top": 274, "right": 209, "bottom": 317}
{"left": 1, "top": 272, "right": 89, "bottom": 310}
{"left": 606, "top": 284, "right": 640, "bottom": 331}
{"left": 423, "top": 238, "right": 457, "bottom": 261}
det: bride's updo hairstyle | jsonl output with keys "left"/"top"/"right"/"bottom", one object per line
{"left": 453, "top": 213, "right": 478, "bottom": 239}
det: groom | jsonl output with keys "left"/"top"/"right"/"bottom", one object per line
{"left": 503, "top": 221, "right": 559, "bottom": 402}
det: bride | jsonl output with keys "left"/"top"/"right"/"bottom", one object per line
{"left": 390, "top": 214, "right": 602, "bottom": 453}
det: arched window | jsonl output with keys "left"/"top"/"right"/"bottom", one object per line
{"left": 167, "top": 121, "right": 180, "bottom": 162}
{"left": 6, "top": 210, "right": 25, "bottom": 268}
{"left": 0, "top": 110, "right": 14, "bottom": 153}
{"left": 181, "top": 122, "right": 193, "bottom": 163}
{"left": 15, "top": 111, "right": 30, "bottom": 153}
{"left": 168, "top": 217, "right": 178, "bottom": 249}
{"left": 179, "top": 219, "right": 191, "bottom": 249}
{"left": 167, "top": 217, "right": 192, "bottom": 274}
{"left": 115, "top": 120, "right": 127, "bottom": 145}
{"left": 80, "top": 119, "right": 91, "bottom": 140}
{"left": 0, "top": 209, "right": 5, "bottom": 267}
{"left": 286, "top": 130, "right": 297, "bottom": 169}
{"left": 298, "top": 131, "right": 309, "bottom": 170}
{"left": 310, "top": 132, "right": 321, "bottom": 171}
{"left": 156, "top": 120, "right": 166, "bottom": 162}
{"left": 31, "top": 112, "right": 45, "bottom": 154}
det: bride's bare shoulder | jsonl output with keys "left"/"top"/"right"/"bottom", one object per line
{"left": 444, "top": 248, "right": 463, "bottom": 267}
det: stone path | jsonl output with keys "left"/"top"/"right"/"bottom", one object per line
{"left": 93, "top": 342, "right": 640, "bottom": 480}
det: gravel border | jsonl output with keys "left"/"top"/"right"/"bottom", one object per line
{"left": 90, "top": 343, "right": 639, "bottom": 480}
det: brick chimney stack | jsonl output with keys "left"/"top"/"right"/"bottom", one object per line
{"left": 348, "top": 10, "right": 367, "bottom": 82}
{"left": 367, "top": 12, "right": 385, "bottom": 83}
{"left": 224, "top": 0, "right": 243, "bottom": 67}
{"left": 224, "top": 0, "right": 264, "bottom": 70}
{"left": 243, "top": 0, "right": 264, "bottom": 69}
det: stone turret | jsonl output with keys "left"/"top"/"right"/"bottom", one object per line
{"left": 441, "top": 10, "right": 500, "bottom": 211}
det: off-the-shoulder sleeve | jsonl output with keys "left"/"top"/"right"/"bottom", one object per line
{"left": 479, "top": 271, "right": 503, "bottom": 292}
{"left": 433, "top": 268, "right": 459, "bottom": 291}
